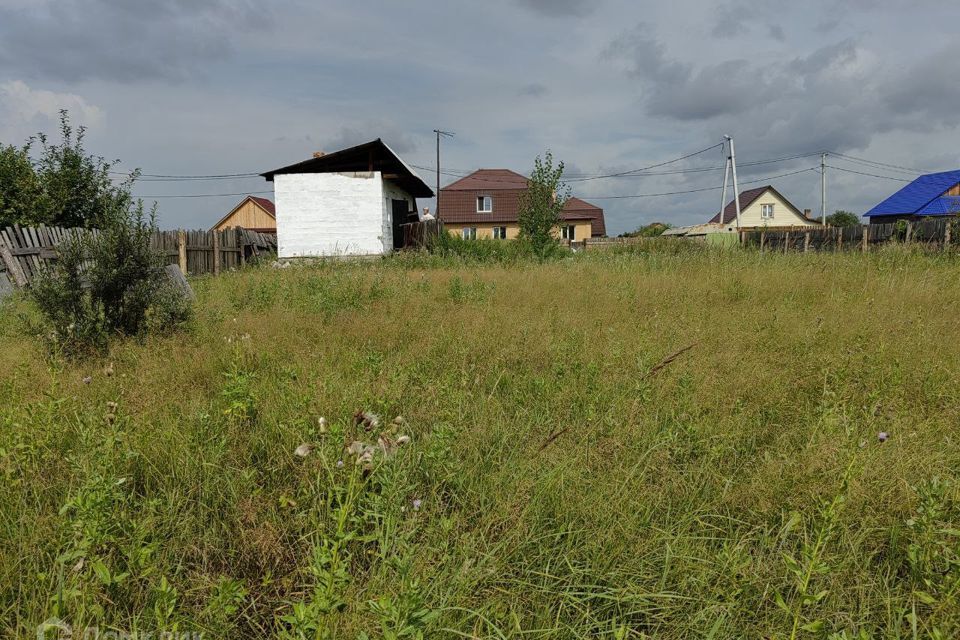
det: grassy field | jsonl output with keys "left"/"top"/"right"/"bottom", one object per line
{"left": 2, "top": 243, "right": 960, "bottom": 639}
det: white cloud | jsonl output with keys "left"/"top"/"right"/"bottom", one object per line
{"left": 0, "top": 80, "right": 103, "bottom": 142}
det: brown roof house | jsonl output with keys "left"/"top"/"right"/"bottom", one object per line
{"left": 212, "top": 196, "right": 277, "bottom": 233}
{"left": 438, "top": 169, "right": 606, "bottom": 241}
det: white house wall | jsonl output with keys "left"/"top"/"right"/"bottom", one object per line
{"left": 273, "top": 172, "right": 386, "bottom": 258}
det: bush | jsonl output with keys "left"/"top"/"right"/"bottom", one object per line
{"left": 427, "top": 231, "right": 567, "bottom": 264}
{"left": 30, "top": 203, "right": 191, "bottom": 356}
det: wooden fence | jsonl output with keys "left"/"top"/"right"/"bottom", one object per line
{"left": 743, "top": 219, "right": 954, "bottom": 253}
{"left": 0, "top": 225, "right": 277, "bottom": 292}
{"left": 399, "top": 219, "right": 442, "bottom": 250}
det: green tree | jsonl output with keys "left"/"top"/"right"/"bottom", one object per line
{"left": 34, "top": 111, "right": 137, "bottom": 228}
{"left": 518, "top": 151, "right": 569, "bottom": 259}
{"left": 0, "top": 141, "right": 43, "bottom": 228}
{"left": 0, "top": 110, "right": 137, "bottom": 229}
{"left": 825, "top": 210, "right": 860, "bottom": 227}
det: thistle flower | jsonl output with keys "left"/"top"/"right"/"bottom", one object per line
{"left": 878, "top": 431, "right": 890, "bottom": 443}
{"left": 397, "top": 435, "right": 411, "bottom": 446}
{"left": 82, "top": 376, "right": 92, "bottom": 385}
{"left": 347, "top": 441, "right": 366, "bottom": 456}
{"left": 354, "top": 410, "right": 380, "bottom": 432}
{"left": 294, "top": 443, "right": 315, "bottom": 458}
{"left": 336, "top": 459, "right": 344, "bottom": 468}
{"left": 412, "top": 499, "right": 422, "bottom": 511}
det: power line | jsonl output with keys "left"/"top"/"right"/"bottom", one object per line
{"left": 567, "top": 142, "right": 724, "bottom": 182}
{"left": 410, "top": 150, "right": 826, "bottom": 187}
{"left": 133, "top": 190, "right": 273, "bottom": 199}
{"left": 823, "top": 165, "right": 913, "bottom": 182}
{"left": 826, "top": 152, "right": 924, "bottom": 175}
{"left": 583, "top": 166, "right": 819, "bottom": 200}
{"left": 110, "top": 170, "right": 261, "bottom": 180}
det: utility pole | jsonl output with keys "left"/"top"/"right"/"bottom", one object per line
{"left": 821, "top": 152, "right": 827, "bottom": 225}
{"left": 719, "top": 152, "right": 731, "bottom": 225}
{"left": 725, "top": 135, "right": 742, "bottom": 228}
{"left": 433, "top": 129, "right": 455, "bottom": 218}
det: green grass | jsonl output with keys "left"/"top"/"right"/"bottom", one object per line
{"left": 3, "top": 244, "right": 960, "bottom": 639}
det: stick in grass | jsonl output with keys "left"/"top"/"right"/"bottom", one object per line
{"left": 643, "top": 343, "right": 697, "bottom": 380}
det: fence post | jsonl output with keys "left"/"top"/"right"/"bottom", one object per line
{"left": 177, "top": 229, "right": 187, "bottom": 274}
{"left": 237, "top": 228, "right": 246, "bottom": 267}
{"left": 739, "top": 231, "right": 744, "bottom": 247}
{"left": 836, "top": 227, "right": 842, "bottom": 251}
{"left": 905, "top": 221, "right": 913, "bottom": 244}
{"left": 945, "top": 221, "right": 951, "bottom": 250}
{"left": 212, "top": 231, "right": 221, "bottom": 275}
{"left": 784, "top": 231, "right": 790, "bottom": 254}
{"left": 760, "top": 231, "right": 765, "bottom": 252}
{"left": 861, "top": 226, "right": 868, "bottom": 252}
{"left": 804, "top": 231, "right": 811, "bottom": 253}
{"left": 0, "top": 245, "right": 27, "bottom": 288}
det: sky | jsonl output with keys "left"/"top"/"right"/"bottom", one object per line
{"left": 1, "top": 0, "right": 959, "bottom": 235}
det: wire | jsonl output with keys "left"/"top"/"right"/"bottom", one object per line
{"left": 110, "top": 170, "right": 262, "bottom": 180}
{"left": 582, "top": 167, "right": 819, "bottom": 199}
{"left": 567, "top": 143, "right": 724, "bottom": 182}
{"left": 826, "top": 152, "right": 923, "bottom": 175}
{"left": 133, "top": 190, "right": 274, "bottom": 199}
{"left": 410, "top": 149, "right": 825, "bottom": 187}
{"left": 823, "top": 165, "right": 913, "bottom": 182}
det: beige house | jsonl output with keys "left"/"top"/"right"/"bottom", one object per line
{"left": 211, "top": 196, "right": 277, "bottom": 233}
{"left": 709, "top": 185, "right": 817, "bottom": 230}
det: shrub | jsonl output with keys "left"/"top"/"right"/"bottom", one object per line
{"left": 427, "top": 231, "right": 566, "bottom": 264}
{"left": 518, "top": 151, "right": 569, "bottom": 260}
{"left": 30, "top": 202, "right": 191, "bottom": 356}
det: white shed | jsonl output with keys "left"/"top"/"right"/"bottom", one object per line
{"left": 261, "top": 139, "right": 434, "bottom": 258}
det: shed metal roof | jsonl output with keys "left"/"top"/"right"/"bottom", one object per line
{"left": 261, "top": 139, "right": 433, "bottom": 198}
{"left": 864, "top": 170, "right": 960, "bottom": 218}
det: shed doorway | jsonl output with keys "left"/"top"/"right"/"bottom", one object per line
{"left": 391, "top": 199, "right": 408, "bottom": 250}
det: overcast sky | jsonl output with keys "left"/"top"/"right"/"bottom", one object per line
{"left": 1, "top": 0, "right": 959, "bottom": 234}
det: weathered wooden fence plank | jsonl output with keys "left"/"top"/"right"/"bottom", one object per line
{"left": 0, "top": 225, "right": 277, "bottom": 288}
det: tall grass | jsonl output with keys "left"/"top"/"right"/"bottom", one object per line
{"left": 3, "top": 246, "right": 960, "bottom": 638}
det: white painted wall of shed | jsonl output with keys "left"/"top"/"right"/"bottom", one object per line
{"left": 274, "top": 172, "right": 387, "bottom": 257}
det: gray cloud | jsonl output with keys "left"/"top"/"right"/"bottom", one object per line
{"left": 324, "top": 124, "right": 419, "bottom": 156}
{"left": 517, "top": 0, "right": 595, "bottom": 17}
{"left": 519, "top": 83, "right": 549, "bottom": 97}
{"left": 604, "top": 24, "right": 958, "bottom": 158}
{"left": 0, "top": 0, "right": 268, "bottom": 83}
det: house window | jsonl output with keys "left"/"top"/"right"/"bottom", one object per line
{"left": 493, "top": 226, "right": 507, "bottom": 239}
{"left": 477, "top": 196, "right": 493, "bottom": 213}
{"left": 461, "top": 227, "right": 477, "bottom": 240}
{"left": 761, "top": 204, "right": 775, "bottom": 219}
{"left": 561, "top": 225, "right": 576, "bottom": 240}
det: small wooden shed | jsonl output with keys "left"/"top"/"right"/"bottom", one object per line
{"left": 211, "top": 196, "right": 276, "bottom": 232}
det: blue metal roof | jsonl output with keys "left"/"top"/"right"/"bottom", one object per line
{"left": 917, "top": 196, "right": 960, "bottom": 216}
{"left": 864, "top": 169, "right": 960, "bottom": 218}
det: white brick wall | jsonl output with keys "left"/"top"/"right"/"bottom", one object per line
{"left": 274, "top": 172, "right": 386, "bottom": 258}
